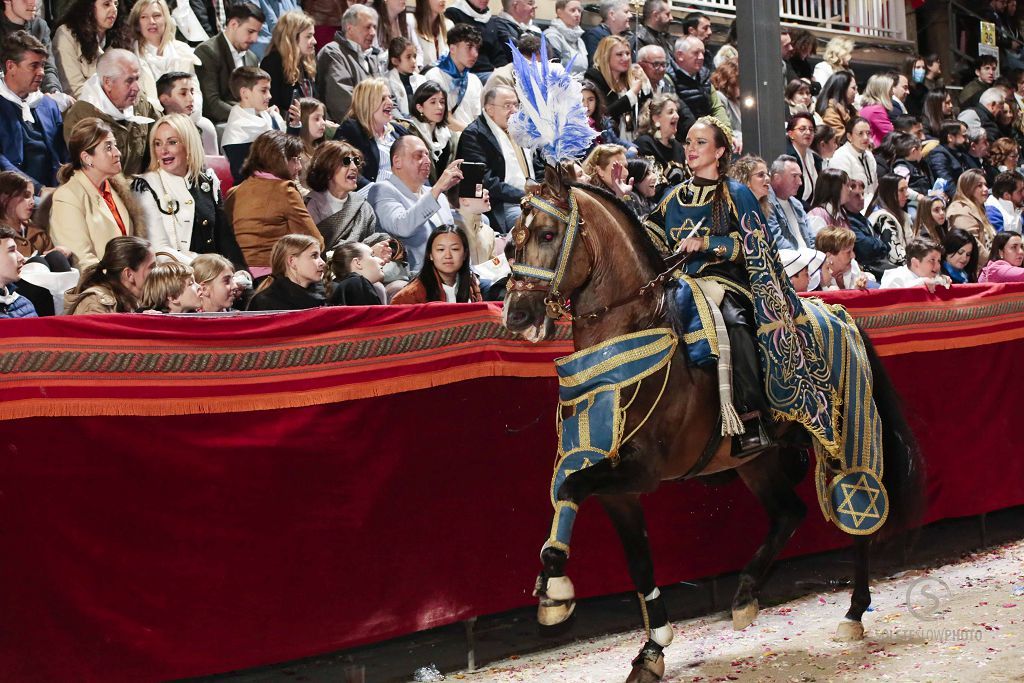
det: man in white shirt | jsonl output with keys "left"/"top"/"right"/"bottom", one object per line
{"left": 765, "top": 155, "right": 815, "bottom": 250}
{"left": 368, "top": 136, "right": 464, "bottom": 274}
{"left": 424, "top": 23, "right": 483, "bottom": 131}
{"left": 985, "top": 171, "right": 1024, "bottom": 233}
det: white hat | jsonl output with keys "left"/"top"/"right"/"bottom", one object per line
{"left": 779, "top": 248, "right": 827, "bottom": 290}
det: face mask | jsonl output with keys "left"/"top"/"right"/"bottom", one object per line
{"left": 913, "top": 67, "right": 926, "bottom": 83}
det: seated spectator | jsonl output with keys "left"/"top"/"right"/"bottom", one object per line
{"left": 904, "top": 55, "right": 928, "bottom": 115}
{"left": 0, "top": 171, "right": 72, "bottom": 270}
{"left": 922, "top": 88, "right": 955, "bottom": 139}
{"left": 0, "top": 31, "right": 69, "bottom": 194}
{"left": 63, "top": 49, "right": 157, "bottom": 176}
{"left": 337, "top": 77, "right": 409, "bottom": 186}
{"left": 48, "top": 117, "right": 145, "bottom": 268}
{"left": 305, "top": 141, "right": 383, "bottom": 249}
{"left": 913, "top": 194, "right": 949, "bottom": 243}
{"left": 405, "top": 81, "right": 454, "bottom": 184}
{"left": 682, "top": 11, "right": 716, "bottom": 67}
{"left": 858, "top": 73, "right": 895, "bottom": 148}
{"left": 710, "top": 59, "right": 742, "bottom": 147}
{"left": 985, "top": 170, "right": 1024, "bottom": 233}
{"left": 947, "top": 168, "right": 996, "bottom": 265}
{"left": 672, "top": 36, "right": 725, "bottom": 137}
{"left": 391, "top": 225, "right": 481, "bottom": 303}
{"left": 0, "top": 0, "right": 66, "bottom": 100}
{"left": 445, "top": 0, "right": 490, "bottom": 36}
{"left": 961, "top": 126, "right": 996, "bottom": 186}
{"left": 260, "top": 10, "right": 317, "bottom": 115}
{"left": 816, "top": 224, "right": 875, "bottom": 290}
{"left": 325, "top": 240, "right": 385, "bottom": 305}
{"left": 411, "top": 0, "right": 453, "bottom": 70}
{"left": 844, "top": 176, "right": 890, "bottom": 278}
{"left": 892, "top": 113, "right": 925, "bottom": 141}
{"left": 582, "top": 142, "right": 633, "bottom": 199}
{"left": 53, "top": 0, "right": 128, "bottom": 97}
{"left": 785, "top": 112, "right": 819, "bottom": 209}
{"left": 372, "top": 0, "right": 414, "bottom": 68}
{"left": 155, "top": 71, "right": 217, "bottom": 154}
{"left": 634, "top": 94, "right": 684, "bottom": 180}
{"left": 958, "top": 54, "right": 998, "bottom": 108}
{"left": 927, "top": 120, "right": 967, "bottom": 187}
{"left": 544, "top": 0, "right": 586, "bottom": 77}
{"left": 787, "top": 28, "right": 816, "bottom": 82}
{"left": 0, "top": 225, "right": 36, "bottom": 318}
{"left": 316, "top": 4, "right": 381, "bottom": 124}
{"left": 942, "top": 227, "right": 979, "bottom": 283}
{"left": 587, "top": 35, "right": 651, "bottom": 143}
{"left": 194, "top": 1, "right": 263, "bottom": 124}
{"left": 634, "top": 0, "right": 674, "bottom": 65}
{"left": 247, "top": 233, "right": 326, "bottom": 310}
{"left": 192, "top": 252, "right": 239, "bottom": 310}
{"left": 890, "top": 69, "right": 910, "bottom": 116}
{"left": 626, "top": 157, "right": 660, "bottom": 214}
{"left": 385, "top": 36, "right": 425, "bottom": 119}
{"left": 365, "top": 232, "right": 410, "bottom": 297}
{"left": 766, "top": 155, "right": 815, "bottom": 250}
{"left": 636, "top": 45, "right": 675, "bottom": 96}
{"left": 139, "top": 260, "right": 202, "bottom": 312}
{"left": 785, "top": 78, "right": 812, "bottom": 116}
{"left": 867, "top": 173, "right": 913, "bottom": 267}
{"left": 64, "top": 234, "right": 154, "bottom": 313}
{"left": 220, "top": 65, "right": 286, "bottom": 180}
{"left": 879, "top": 237, "right": 950, "bottom": 289}
{"left": 806, "top": 168, "right": 851, "bottom": 235}
{"left": 225, "top": 130, "right": 322, "bottom": 275}
{"left": 133, "top": 113, "right": 245, "bottom": 266}
{"left": 888, "top": 132, "right": 932, "bottom": 201}
{"left": 456, "top": 85, "right": 539, "bottom": 233}
{"left": 296, "top": 97, "right": 328, "bottom": 168}
{"left": 450, "top": 185, "right": 498, "bottom": 268}
{"left": 423, "top": 22, "right": 482, "bottom": 132}
{"left": 958, "top": 87, "right": 1005, "bottom": 143}
{"left": 815, "top": 70, "right": 857, "bottom": 145}
{"left": 581, "top": 79, "right": 630, "bottom": 150}
{"left": 129, "top": 0, "right": 202, "bottom": 111}
{"left": 813, "top": 37, "right": 853, "bottom": 88}
{"left": 485, "top": 32, "right": 539, "bottom": 96}
{"left": 989, "top": 136, "right": 1020, "bottom": 172}
{"left": 582, "top": 0, "right": 631, "bottom": 66}
{"left": 779, "top": 247, "right": 825, "bottom": 292}
{"left": 812, "top": 125, "right": 838, "bottom": 164}
{"left": 368, "top": 135, "right": 461, "bottom": 273}
{"left": 482, "top": 0, "right": 538, "bottom": 71}
{"left": 830, "top": 117, "right": 878, "bottom": 199}
{"left": 729, "top": 154, "right": 771, "bottom": 215}
{"left": 978, "top": 231, "right": 1024, "bottom": 282}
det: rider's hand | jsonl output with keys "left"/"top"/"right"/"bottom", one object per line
{"left": 677, "top": 236, "right": 704, "bottom": 254}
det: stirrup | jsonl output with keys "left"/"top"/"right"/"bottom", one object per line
{"left": 733, "top": 411, "right": 773, "bottom": 458}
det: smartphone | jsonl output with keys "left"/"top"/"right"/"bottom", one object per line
{"left": 459, "top": 162, "right": 486, "bottom": 198}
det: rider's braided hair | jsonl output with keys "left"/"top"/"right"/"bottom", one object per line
{"left": 695, "top": 116, "right": 736, "bottom": 236}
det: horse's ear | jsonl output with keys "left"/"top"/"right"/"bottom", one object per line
{"left": 543, "top": 164, "right": 565, "bottom": 196}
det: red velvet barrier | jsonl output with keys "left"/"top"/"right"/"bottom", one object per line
{"left": 2, "top": 288, "right": 1024, "bottom": 681}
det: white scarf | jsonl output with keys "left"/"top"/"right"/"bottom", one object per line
{"left": 79, "top": 74, "right": 155, "bottom": 124}
{"left": 220, "top": 106, "right": 284, "bottom": 147}
{"left": 548, "top": 18, "right": 584, "bottom": 42}
{"left": 0, "top": 284, "right": 21, "bottom": 306}
{"left": 0, "top": 78, "right": 44, "bottom": 123}
{"left": 449, "top": 0, "right": 491, "bottom": 24}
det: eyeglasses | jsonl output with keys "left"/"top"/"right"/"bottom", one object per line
{"left": 488, "top": 101, "right": 519, "bottom": 112}
{"left": 791, "top": 126, "right": 813, "bottom": 133}
{"left": 641, "top": 60, "right": 668, "bottom": 69}
{"left": 341, "top": 155, "right": 364, "bottom": 169}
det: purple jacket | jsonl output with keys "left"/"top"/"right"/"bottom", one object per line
{"left": 859, "top": 104, "right": 894, "bottom": 148}
{"left": 978, "top": 259, "right": 1024, "bottom": 283}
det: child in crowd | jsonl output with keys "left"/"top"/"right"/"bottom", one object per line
{"left": 978, "top": 232, "right": 1024, "bottom": 283}
{"left": 942, "top": 228, "right": 979, "bottom": 283}
{"left": 193, "top": 253, "right": 241, "bottom": 312}
{"left": 247, "top": 234, "right": 326, "bottom": 311}
{"left": 391, "top": 226, "right": 482, "bottom": 304}
{"left": 64, "top": 237, "right": 157, "bottom": 315}
{"left": 298, "top": 98, "right": 329, "bottom": 156}
{"left": 156, "top": 71, "right": 218, "bottom": 154}
{"left": 815, "top": 225, "right": 876, "bottom": 290}
{"left": 913, "top": 195, "right": 948, "bottom": 244}
{"left": 880, "top": 237, "right": 952, "bottom": 290}
{"left": 386, "top": 37, "right": 426, "bottom": 118}
{"left": 221, "top": 66, "right": 288, "bottom": 180}
{"left": 449, "top": 184, "right": 510, "bottom": 296}
{"left": 326, "top": 242, "right": 386, "bottom": 305}
{"left": 365, "top": 234, "right": 410, "bottom": 299}
{"left": 779, "top": 247, "right": 826, "bottom": 293}
{"left": 423, "top": 23, "right": 483, "bottom": 131}
{"left": 0, "top": 226, "right": 36, "bottom": 319}
{"left": 140, "top": 261, "right": 203, "bottom": 312}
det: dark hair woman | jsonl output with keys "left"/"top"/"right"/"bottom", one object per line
{"left": 941, "top": 227, "right": 979, "bottom": 283}
{"left": 806, "top": 167, "right": 851, "bottom": 233}
{"left": 64, "top": 235, "right": 154, "bottom": 314}
{"left": 390, "top": 226, "right": 482, "bottom": 304}
{"left": 0, "top": 171, "right": 72, "bottom": 272}
{"left": 867, "top": 173, "right": 913, "bottom": 267}
{"left": 815, "top": 70, "right": 858, "bottom": 145}
{"left": 304, "top": 141, "right": 382, "bottom": 250}
{"left": 54, "top": 0, "right": 130, "bottom": 97}
{"left": 581, "top": 79, "right": 629, "bottom": 150}
{"left": 405, "top": 81, "right": 453, "bottom": 184}
{"left": 921, "top": 89, "right": 954, "bottom": 138}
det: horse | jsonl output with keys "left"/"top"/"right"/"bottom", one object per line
{"left": 501, "top": 165, "right": 924, "bottom": 683}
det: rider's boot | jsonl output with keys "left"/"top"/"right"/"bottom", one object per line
{"left": 722, "top": 294, "right": 774, "bottom": 458}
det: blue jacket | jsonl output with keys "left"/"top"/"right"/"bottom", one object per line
{"left": 252, "top": 0, "right": 299, "bottom": 60}
{"left": 0, "top": 96, "right": 67, "bottom": 191}
{"left": 766, "top": 188, "right": 815, "bottom": 250}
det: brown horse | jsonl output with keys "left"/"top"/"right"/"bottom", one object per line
{"left": 501, "top": 167, "right": 924, "bottom": 683}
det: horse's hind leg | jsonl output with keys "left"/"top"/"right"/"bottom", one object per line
{"left": 600, "top": 494, "right": 672, "bottom": 683}
{"left": 731, "top": 446, "right": 808, "bottom": 630}
{"left": 836, "top": 534, "right": 870, "bottom": 641}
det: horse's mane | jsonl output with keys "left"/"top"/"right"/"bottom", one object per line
{"left": 568, "top": 182, "right": 666, "bottom": 274}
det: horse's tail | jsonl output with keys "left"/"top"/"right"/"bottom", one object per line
{"left": 859, "top": 324, "right": 927, "bottom": 539}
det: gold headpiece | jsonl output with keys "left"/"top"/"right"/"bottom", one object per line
{"left": 696, "top": 115, "right": 734, "bottom": 150}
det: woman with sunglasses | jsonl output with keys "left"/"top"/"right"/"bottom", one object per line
{"left": 305, "top": 141, "right": 386, "bottom": 251}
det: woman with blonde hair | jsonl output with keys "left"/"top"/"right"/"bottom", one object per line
{"left": 338, "top": 77, "right": 410, "bottom": 186}
{"left": 412, "top": 0, "right": 452, "bottom": 69}
{"left": 260, "top": 10, "right": 318, "bottom": 114}
{"left": 813, "top": 37, "right": 854, "bottom": 87}
{"left": 139, "top": 260, "right": 202, "bottom": 312}
{"left": 129, "top": 0, "right": 199, "bottom": 105}
{"left": 584, "top": 35, "right": 651, "bottom": 143}
{"left": 946, "top": 168, "right": 997, "bottom": 266}
{"left": 710, "top": 59, "right": 742, "bottom": 147}
{"left": 132, "top": 113, "right": 245, "bottom": 266}
{"left": 989, "top": 137, "right": 1020, "bottom": 172}
{"left": 47, "top": 118, "right": 146, "bottom": 270}
{"left": 634, "top": 94, "right": 684, "bottom": 180}
{"left": 247, "top": 234, "right": 327, "bottom": 311}
{"left": 729, "top": 154, "right": 771, "bottom": 215}
{"left": 858, "top": 73, "right": 895, "bottom": 147}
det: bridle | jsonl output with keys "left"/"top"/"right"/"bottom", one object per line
{"left": 507, "top": 188, "right": 693, "bottom": 322}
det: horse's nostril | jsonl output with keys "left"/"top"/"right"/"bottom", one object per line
{"left": 508, "top": 309, "right": 530, "bottom": 326}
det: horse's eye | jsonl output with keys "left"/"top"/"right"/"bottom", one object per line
{"left": 541, "top": 231, "right": 556, "bottom": 243}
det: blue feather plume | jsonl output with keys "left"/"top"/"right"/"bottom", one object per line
{"left": 506, "top": 35, "right": 597, "bottom": 166}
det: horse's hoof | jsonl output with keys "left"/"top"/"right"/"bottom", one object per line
{"left": 732, "top": 599, "right": 758, "bottom": 630}
{"left": 538, "top": 598, "right": 575, "bottom": 626}
{"left": 834, "top": 619, "right": 865, "bottom": 641}
{"left": 625, "top": 649, "right": 664, "bottom": 682}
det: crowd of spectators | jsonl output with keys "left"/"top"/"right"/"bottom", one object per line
{"left": 5, "top": 0, "right": 1024, "bottom": 319}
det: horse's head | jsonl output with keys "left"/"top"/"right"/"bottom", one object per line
{"left": 503, "top": 164, "right": 595, "bottom": 342}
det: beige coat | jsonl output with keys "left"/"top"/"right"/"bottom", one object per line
{"left": 53, "top": 24, "right": 99, "bottom": 98}
{"left": 947, "top": 198, "right": 996, "bottom": 267}
{"left": 64, "top": 285, "right": 118, "bottom": 315}
{"left": 48, "top": 171, "right": 146, "bottom": 269}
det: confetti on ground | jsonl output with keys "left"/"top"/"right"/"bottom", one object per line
{"left": 461, "top": 539, "right": 1024, "bottom": 682}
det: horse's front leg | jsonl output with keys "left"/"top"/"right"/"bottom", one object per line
{"left": 535, "top": 456, "right": 658, "bottom": 627}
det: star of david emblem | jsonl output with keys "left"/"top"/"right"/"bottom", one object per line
{"left": 669, "top": 218, "right": 702, "bottom": 243}
{"left": 835, "top": 473, "right": 882, "bottom": 527}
